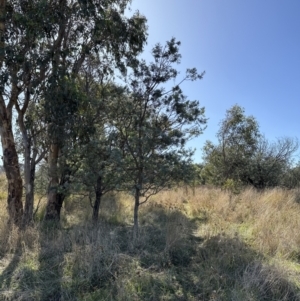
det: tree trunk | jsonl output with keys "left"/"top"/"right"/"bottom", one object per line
{"left": 92, "top": 175, "right": 102, "bottom": 224}
{"left": 18, "top": 105, "right": 48, "bottom": 226}
{"left": 22, "top": 137, "right": 36, "bottom": 227}
{"left": 44, "top": 143, "right": 61, "bottom": 221}
{"left": 0, "top": 1, "right": 25, "bottom": 227}
{"left": 44, "top": 143, "right": 71, "bottom": 221}
{"left": 0, "top": 118, "right": 23, "bottom": 226}
{"left": 133, "top": 186, "right": 140, "bottom": 241}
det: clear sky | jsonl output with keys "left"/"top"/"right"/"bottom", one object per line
{"left": 128, "top": 0, "right": 300, "bottom": 162}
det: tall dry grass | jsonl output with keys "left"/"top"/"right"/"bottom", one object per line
{"left": 147, "top": 186, "right": 300, "bottom": 257}
{"left": 0, "top": 184, "right": 300, "bottom": 300}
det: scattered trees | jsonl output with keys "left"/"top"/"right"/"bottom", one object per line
{"left": 1, "top": 0, "right": 206, "bottom": 234}
{"left": 39, "top": 0, "right": 147, "bottom": 221}
{"left": 1, "top": 1, "right": 206, "bottom": 234}
{"left": 1, "top": 0, "right": 299, "bottom": 238}
{"left": 0, "top": 0, "right": 147, "bottom": 225}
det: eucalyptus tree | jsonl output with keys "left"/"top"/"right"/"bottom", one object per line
{"left": 16, "top": 102, "right": 48, "bottom": 226}
{"left": 202, "top": 105, "right": 260, "bottom": 186}
{"left": 108, "top": 39, "right": 207, "bottom": 239}
{"left": 202, "top": 105, "right": 298, "bottom": 189}
{"left": 0, "top": 0, "right": 4, "bottom": 62}
{"left": 0, "top": 0, "right": 50, "bottom": 225}
{"left": 0, "top": 0, "right": 147, "bottom": 225}
{"left": 0, "top": 0, "right": 26, "bottom": 225}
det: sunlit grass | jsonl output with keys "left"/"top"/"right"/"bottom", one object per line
{"left": 1, "top": 183, "right": 300, "bottom": 300}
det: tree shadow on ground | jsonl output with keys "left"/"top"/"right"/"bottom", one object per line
{"left": 0, "top": 222, "right": 14, "bottom": 259}
{"left": 136, "top": 207, "right": 202, "bottom": 268}
{"left": 37, "top": 223, "right": 72, "bottom": 301}
{"left": 0, "top": 236, "right": 22, "bottom": 296}
{"left": 173, "top": 234, "right": 300, "bottom": 301}
{"left": 1, "top": 201, "right": 300, "bottom": 300}
{"left": 66, "top": 221, "right": 126, "bottom": 298}
{"left": 0, "top": 222, "right": 72, "bottom": 301}
{"left": 110, "top": 206, "right": 300, "bottom": 301}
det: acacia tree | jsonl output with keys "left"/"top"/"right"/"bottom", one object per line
{"left": 283, "top": 161, "right": 300, "bottom": 189}
{"left": 108, "top": 39, "right": 207, "bottom": 239}
{"left": 75, "top": 129, "right": 124, "bottom": 223}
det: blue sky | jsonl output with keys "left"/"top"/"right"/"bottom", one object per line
{"left": 128, "top": 0, "right": 300, "bottom": 162}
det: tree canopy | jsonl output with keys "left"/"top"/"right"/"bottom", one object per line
{"left": 0, "top": 1, "right": 208, "bottom": 232}
{"left": 202, "top": 105, "right": 298, "bottom": 190}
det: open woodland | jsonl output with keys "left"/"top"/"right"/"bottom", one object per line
{"left": 1, "top": 1, "right": 300, "bottom": 300}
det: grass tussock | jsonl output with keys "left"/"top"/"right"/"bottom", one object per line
{"left": 0, "top": 186, "right": 300, "bottom": 300}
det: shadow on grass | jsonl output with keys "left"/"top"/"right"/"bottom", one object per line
{"left": 98, "top": 192, "right": 131, "bottom": 227}
{"left": 136, "top": 207, "right": 202, "bottom": 268}
{"left": 0, "top": 236, "right": 22, "bottom": 293}
{"left": 120, "top": 232, "right": 300, "bottom": 301}
{"left": 172, "top": 234, "right": 300, "bottom": 301}
{"left": 0, "top": 222, "right": 73, "bottom": 301}
{"left": 37, "top": 223, "right": 67, "bottom": 301}
{"left": 109, "top": 206, "right": 300, "bottom": 301}
{"left": 1, "top": 201, "right": 300, "bottom": 301}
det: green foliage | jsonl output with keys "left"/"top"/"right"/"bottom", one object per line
{"left": 1, "top": 0, "right": 149, "bottom": 224}
{"left": 202, "top": 105, "right": 260, "bottom": 186}
{"left": 202, "top": 105, "right": 299, "bottom": 189}
{"left": 283, "top": 162, "right": 300, "bottom": 189}
{"left": 84, "top": 38, "right": 207, "bottom": 237}
{"left": 246, "top": 136, "right": 298, "bottom": 188}
{"left": 108, "top": 38, "right": 207, "bottom": 199}
{"left": 184, "top": 163, "right": 206, "bottom": 186}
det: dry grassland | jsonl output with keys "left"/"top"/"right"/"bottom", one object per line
{"left": 1, "top": 178, "right": 300, "bottom": 300}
